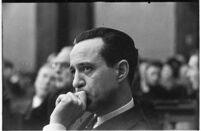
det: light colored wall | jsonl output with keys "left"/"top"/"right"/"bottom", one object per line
{"left": 2, "top": 3, "right": 176, "bottom": 72}
{"left": 94, "top": 2, "right": 175, "bottom": 61}
{"left": 3, "top": 3, "right": 36, "bottom": 72}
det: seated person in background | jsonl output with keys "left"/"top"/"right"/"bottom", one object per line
{"left": 141, "top": 60, "right": 164, "bottom": 100}
{"left": 137, "top": 61, "right": 164, "bottom": 129}
{"left": 3, "top": 59, "right": 25, "bottom": 130}
{"left": 43, "top": 27, "right": 150, "bottom": 130}
{"left": 22, "top": 63, "right": 56, "bottom": 130}
{"left": 47, "top": 46, "right": 75, "bottom": 117}
{"left": 178, "top": 61, "right": 192, "bottom": 96}
{"left": 186, "top": 51, "right": 199, "bottom": 99}
{"left": 160, "top": 57, "right": 187, "bottom": 100}
{"left": 3, "top": 59, "right": 23, "bottom": 97}
{"left": 186, "top": 51, "right": 199, "bottom": 130}
{"left": 3, "top": 59, "right": 14, "bottom": 130}
{"left": 138, "top": 59, "right": 150, "bottom": 94}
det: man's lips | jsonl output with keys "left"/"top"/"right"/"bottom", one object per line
{"left": 77, "top": 91, "right": 91, "bottom": 108}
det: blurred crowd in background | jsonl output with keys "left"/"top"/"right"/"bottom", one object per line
{"left": 2, "top": 47, "right": 199, "bottom": 130}
{"left": 2, "top": 2, "right": 199, "bottom": 131}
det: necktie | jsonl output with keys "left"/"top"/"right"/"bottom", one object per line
{"left": 85, "top": 114, "right": 97, "bottom": 130}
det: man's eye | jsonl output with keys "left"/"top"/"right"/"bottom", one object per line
{"left": 61, "top": 63, "right": 70, "bottom": 69}
{"left": 82, "top": 66, "right": 93, "bottom": 73}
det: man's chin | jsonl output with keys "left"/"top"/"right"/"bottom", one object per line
{"left": 86, "top": 97, "right": 97, "bottom": 112}
{"left": 86, "top": 104, "right": 96, "bottom": 113}
{"left": 86, "top": 96, "right": 91, "bottom": 109}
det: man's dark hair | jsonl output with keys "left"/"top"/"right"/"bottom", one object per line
{"left": 73, "top": 27, "right": 138, "bottom": 85}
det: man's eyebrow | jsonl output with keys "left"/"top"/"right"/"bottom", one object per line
{"left": 78, "top": 62, "right": 93, "bottom": 67}
{"left": 54, "top": 61, "right": 70, "bottom": 64}
{"left": 70, "top": 62, "right": 94, "bottom": 68}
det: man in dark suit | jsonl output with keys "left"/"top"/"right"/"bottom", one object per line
{"left": 43, "top": 27, "right": 150, "bottom": 130}
{"left": 22, "top": 63, "right": 56, "bottom": 130}
{"left": 47, "top": 46, "right": 75, "bottom": 117}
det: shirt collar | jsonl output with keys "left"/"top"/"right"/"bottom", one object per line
{"left": 93, "top": 98, "right": 134, "bottom": 128}
{"left": 32, "top": 95, "right": 43, "bottom": 108}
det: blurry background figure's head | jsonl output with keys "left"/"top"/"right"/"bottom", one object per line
{"left": 3, "top": 59, "right": 15, "bottom": 80}
{"left": 139, "top": 59, "right": 149, "bottom": 82}
{"left": 34, "top": 63, "right": 56, "bottom": 101}
{"left": 51, "top": 46, "right": 74, "bottom": 92}
{"left": 3, "top": 59, "right": 24, "bottom": 97}
{"left": 145, "top": 61, "right": 162, "bottom": 87}
{"left": 138, "top": 59, "right": 150, "bottom": 93}
{"left": 186, "top": 51, "right": 199, "bottom": 91}
{"left": 160, "top": 57, "right": 182, "bottom": 90}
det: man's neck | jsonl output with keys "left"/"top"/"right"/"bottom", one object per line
{"left": 96, "top": 83, "right": 132, "bottom": 117}
{"left": 93, "top": 98, "right": 134, "bottom": 128}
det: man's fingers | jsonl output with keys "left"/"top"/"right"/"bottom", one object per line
{"left": 74, "top": 91, "right": 87, "bottom": 110}
{"left": 66, "top": 92, "right": 79, "bottom": 105}
{"left": 50, "top": 92, "right": 86, "bottom": 128}
{"left": 55, "top": 91, "right": 86, "bottom": 110}
{"left": 55, "top": 94, "right": 65, "bottom": 106}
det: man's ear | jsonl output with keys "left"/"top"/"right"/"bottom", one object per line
{"left": 115, "top": 60, "right": 129, "bottom": 82}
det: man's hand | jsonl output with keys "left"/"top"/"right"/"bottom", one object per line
{"left": 50, "top": 91, "right": 87, "bottom": 128}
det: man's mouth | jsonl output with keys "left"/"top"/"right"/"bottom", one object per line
{"left": 75, "top": 90, "right": 91, "bottom": 109}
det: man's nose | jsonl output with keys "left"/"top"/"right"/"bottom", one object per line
{"left": 54, "top": 65, "right": 62, "bottom": 74}
{"left": 73, "top": 72, "right": 85, "bottom": 89}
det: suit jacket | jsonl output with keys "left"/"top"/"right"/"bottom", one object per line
{"left": 76, "top": 103, "right": 150, "bottom": 130}
{"left": 22, "top": 96, "right": 49, "bottom": 130}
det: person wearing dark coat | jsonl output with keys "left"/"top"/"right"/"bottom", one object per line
{"left": 43, "top": 27, "right": 150, "bottom": 130}
{"left": 22, "top": 64, "right": 56, "bottom": 130}
{"left": 47, "top": 46, "right": 74, "bottom": 117}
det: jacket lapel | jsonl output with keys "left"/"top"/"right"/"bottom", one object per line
{"left": 94, "top": 106, "right": 147, "bottom": 130}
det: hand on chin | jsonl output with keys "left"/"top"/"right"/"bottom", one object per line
{"left": 50, "top": 91, "right": 87, "bottom": 128}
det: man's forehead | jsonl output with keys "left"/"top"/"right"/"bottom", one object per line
{"left": 70, "top": 38, "right": 104, "bottom": 65}
{"left": 39, "top": 66, "right": 53, "bottom": 75}
{"left": 71, "top": 38, "right": 103, "bottom": 57}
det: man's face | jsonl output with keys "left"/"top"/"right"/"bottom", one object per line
{"left": 70, "top": 38, "right": 118, "bottom": 114}
{"left": 161, "top": 65, "right": 173, "bottom": 82}
{"left": 139, "top": 62, "right": 148, "bottom": 80}
{"left": 145, "top": 66, "right": 160, "bottom": 86}
{"left": 35, "top": 67, "right": 55, "bottom": 97}
{"left": 187, "top": 55, "right": 199, "bottom": 90}
{"left": 52, "top": 48, "right": 73, "bottom": 89}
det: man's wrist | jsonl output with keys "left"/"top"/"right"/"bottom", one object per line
{"left": 50, "top": 116, "right": 70, "bottom": 128}
{"left": 43, "top": 123, "right": 66, "bottom": 131}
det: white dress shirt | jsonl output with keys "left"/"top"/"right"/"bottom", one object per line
{"left": 32, "top": 95, "right": 43, "bottom": 108}
{"left": 43, "top": 98, "right": 134, "bottom": 131}
{"left": 93, "top": 98, "right": 134, "bottom": 128}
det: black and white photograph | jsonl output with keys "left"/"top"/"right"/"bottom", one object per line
{"left": 2, "top": 2, "right": 199, "bottom": 130}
